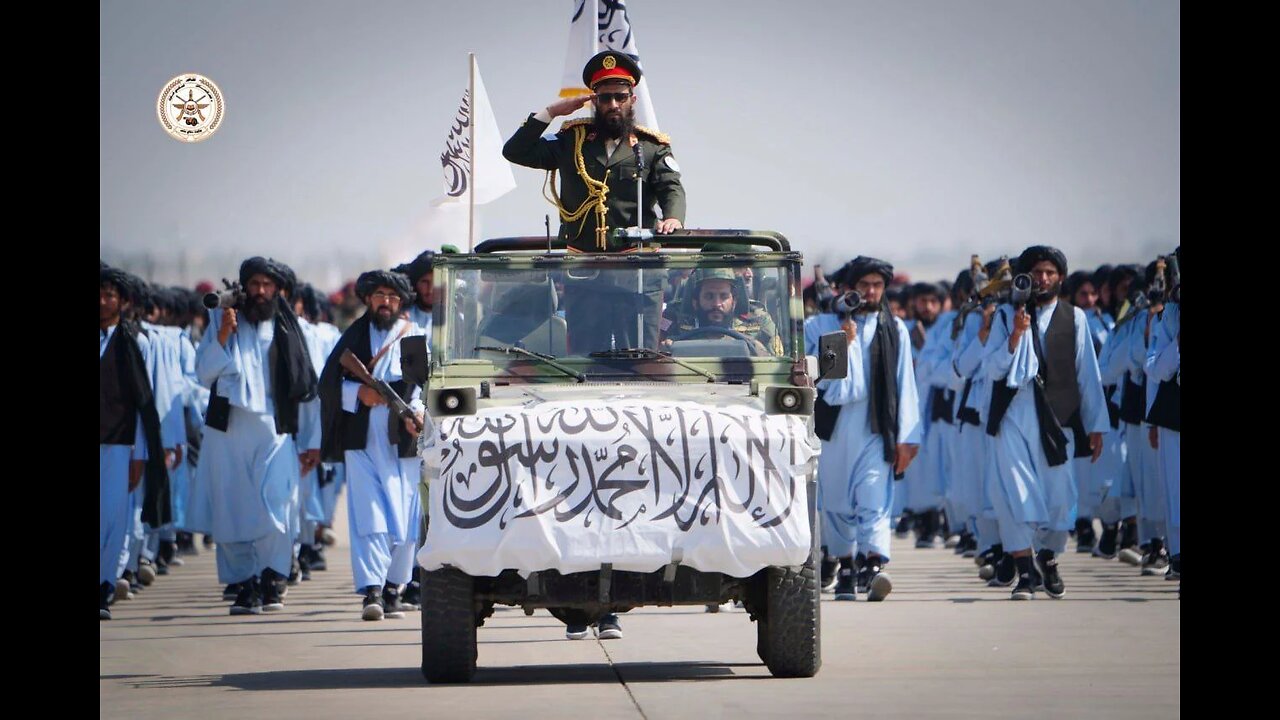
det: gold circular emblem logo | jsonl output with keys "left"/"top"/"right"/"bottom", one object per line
{"left": 602, "top": 55, "right": 617, "bottom": 70}
{"left": 157, "top": 74, "right": 224, "bottom": 143}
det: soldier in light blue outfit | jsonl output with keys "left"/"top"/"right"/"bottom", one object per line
{"left": 902, "top": 282, "right": 953, "bottom": 550}
{"left": 100, "top": 267, "right": 168, "bottom": 619}
{"left": 1094, "top": 264, "right": 1145, "bottom": 560}
{"left": 1108, "top": 260, "right": 1169, "bottom": 573}
{"left": 936, "top": 270, "right": 983, "bottom": 559}
{"left": 1062, "top": 271, "right": 1113, "bottom": 552}
{"left": 814, "top": 257, "right": 922, "bottom": 602}
{"left": 319, "top": 270, "right": 426, "bottom": 621}
{"left": 983, "top": 247, "right": 1109, "bottom": 600}
{"left": 194, "top": 257, "right": 318, "bottom": 616}
{"left": 1145, "top": 292, "right": 1179, "bottom": 583}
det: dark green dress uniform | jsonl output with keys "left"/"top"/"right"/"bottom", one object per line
{"left": 502, "top": 116, "right": 686, "bottom": 252}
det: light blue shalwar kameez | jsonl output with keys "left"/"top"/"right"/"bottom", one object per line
{"left": 983, "top": 301, "right": 1109, "bottom": 555}
{"left": 343, "top": 317, "right": 426, "bottom": 592}
{"left": 194, "top": 311, "right": 301, "bottom": 585}
{"left": 814, "top": 311, "right": 922, "bottom": 561}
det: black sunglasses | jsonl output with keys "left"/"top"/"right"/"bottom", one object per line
{"left": 595, "top": 92, "right": 633, "bottom": 104}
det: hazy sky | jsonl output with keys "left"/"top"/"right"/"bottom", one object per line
{"left": 100, "top": 0, "right": 1179, "bottom": 286}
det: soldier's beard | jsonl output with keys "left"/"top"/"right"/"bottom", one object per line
{"left": 243, "top": 296, "right": 278, "bottom": 324}
{"left": 698, "top": 309, "right": 731, "bottom": 327}
{"left": 594, "top": 106, "right": 635, "bottom": 140}
{"left": 371, "top": 307, "right": 397, "bottom": 331}
{"left": 1034, "top": 281, "right": 1062, "bottom": 304}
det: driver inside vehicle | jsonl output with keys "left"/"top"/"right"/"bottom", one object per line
{"left": 661, "top": 268, "right": 785, "bottom": 356}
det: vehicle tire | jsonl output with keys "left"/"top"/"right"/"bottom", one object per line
{"left": 759, "top": 551, "right": 821, "bottom": 678}
{"left": 421, "top": 567, "right": 477, "bottom": 683}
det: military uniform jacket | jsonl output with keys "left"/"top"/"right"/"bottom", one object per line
{"left": 503, "top": 115, "right": 686, "bottom": 252}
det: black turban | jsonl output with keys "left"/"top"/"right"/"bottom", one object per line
{"left": 910, "top": 281, "right": 946, "bottom": 303}
{"left": 842, "top": 256, "right": 894, "bottom": 287}
{"left": 1109, "top": 264, "right": 1143, "bottom": 296}
{"left": 1062, "top": 271, "right": 1094, "bottom": 300}
{"left": 1015, "top": 245, "right": 1067, "bottom": 276}
{"left": 952, "top": 268, "right": 976, "bottom": 299}
{"left": 100, "top": 267, "right": 145, "bottom": 304}
{"left": 296, "top": 282, "right": 321, "bottom": 320}
{"left": 355, "top": 270, "right": 414, "bottom": 305}
{"left": 399, "top": 250, "right": 438, "bottom": 285}
{"left": 238, "top": 256, "right": 295, "bottom": 293}
{"left": 1090, "top": 264, "right": 1113, "bottom": 291}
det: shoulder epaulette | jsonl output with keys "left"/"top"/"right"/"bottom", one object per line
{"left": 634, "top": 124, "right": 671, "bottom": 145}
{"left": 556, "top": 118, "right": 594, "bottom": 135}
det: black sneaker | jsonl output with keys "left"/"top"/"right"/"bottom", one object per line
{"left": 988, "top": 554, "right": 1016, "bottom": 587}
{"left": 382, "top": 583, "right": 408, "bottom": 619}
{"left": 176, "top": 532, "right": 198, "bottom": 556}
{"left": 202, "top": 534, "right": 216, "bottom": 549}
{"left": 894, "top": 510, "right": 916, "bottom": 539}
{"left": 1010, "top": 572, "right": 1035, "bottom": 600}
{"left": 962, "top": 534, "right": 979, "bottom": 558}
{"left": 100, "top": 582, "right": 114, "bottom": 620}
{"left": 820, "top": 552, "right": 839, "bottom": 592}
{"left": 260, "top": 570, "right": 286, "bottom": 612}
{"left": 853, "top": 553, "right": 869, "bottom": 594}
{"left": 222, "top": 582, "right": 241, "bottom": 601}
{"left": 159, "top": 540, "right": 180, "bottom": 567}
{"left": 953, "top": 531, "right": 972, "bottom": 555}
{"left": 308, "top": 546, "right": 328, "bottom": 572}
{"left": 863, "top": 557, "right": 892, "bottom": 602}
{"left": 230, "top": 578, "right": 262, "bottom": 616}
{"left": 1075, "top": 519, "right": 1096, "bottom": 553}
{"left": 155, "top": 552, "right": 170, "bottom": 576}
{"left": 361, "top": 586, "right": 385, "bottom": 621}
{"left": 595, "top": 614, "right": 623, "bottom": 640}
{"left": 1094, "top": 523, "right": 1118, "bottom": 559}
{"left": 298, "top": 545, "right": 314, "bottom": 581}
{"left": 1166, "top": 554, "right": 1180, "bottom": 581}
{"left": 1117, "top": 523, "right": 1143, "bottom": 565}
{"left": 976, "top": 548, "right": 998, "bottom": 581}
{"left": 1036, "top": 550, "right": 1066, "bottom": 599}
{"left": 402, "top": 572, "right": 422, "bottom": 609}
{"left": 833, "top": 557, "right": 856, "bottom": 601}
{"left": 287, "top": 556, "right": 301, "bottom": 586}
{"left": 1141, "top": 539, "right": 1171, "bottom": 576}
{"left": 565, "top": 624, "right": 589, "bottom": 640}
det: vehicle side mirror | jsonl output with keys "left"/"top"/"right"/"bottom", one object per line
{"left": 400, "top": 335, "right": 430, "bottom": 388}
{"left": 817, "top": 331, "right": 848, "bottom": 381}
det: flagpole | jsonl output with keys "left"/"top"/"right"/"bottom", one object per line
{"left": 468, "top": 52, "right": 477, "bottom": 252}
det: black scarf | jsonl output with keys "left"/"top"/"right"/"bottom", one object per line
{"left": 268, "top": 295, "right": 317, "bottom": 435}
{"left": 109, "top": 322, "right": 170, "bottom": 527}
{"left": 318, "top": 313, "right": 416, "bottom": 462}
{"left": 985, "top": 304, "right": 1073, "bottom": 467}
{"left": 867, "top": 306, "right": 901, "bottom": 466}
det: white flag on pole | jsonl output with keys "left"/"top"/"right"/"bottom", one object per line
{"left": 436, "top": 57, "right": 516, "bottom": 206}
{"left": 558, "top": 0, "right": 660, "bottom": 130}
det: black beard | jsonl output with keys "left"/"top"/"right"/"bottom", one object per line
{"left": 243, "top": 296, "right": 277, "bottom": 324}
{"left": 415, "top": 299, "right": 433, "bottom": 313}
{"left": 593, "top": 107, "right": 635, "bottom": 140}
{"left": 371, "top": 309, "right": 397, "bottom": 331}
{"left": 1034, "top": 281, "right": 1063, "bottom": 304}
{"left": 697, "top": 310, "right": 732, "bottom": 328}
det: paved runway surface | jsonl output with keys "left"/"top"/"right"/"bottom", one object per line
{"left": 101, "top": 502, "right": 1179, "bottom": 719}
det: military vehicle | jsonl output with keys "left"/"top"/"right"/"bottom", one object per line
{"left": 399, "top": 230, "right": 848, "bottom": 683}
